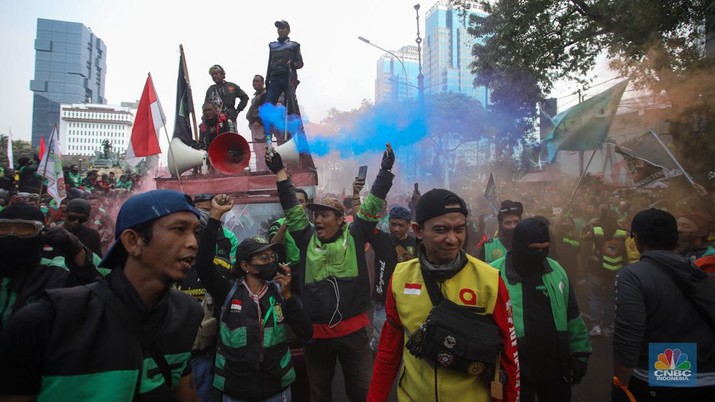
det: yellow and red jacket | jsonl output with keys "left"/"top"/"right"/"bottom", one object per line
{"left": 368, "top": 254, "right": 520, "bottom": 402}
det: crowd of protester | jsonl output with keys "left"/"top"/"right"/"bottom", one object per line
{"left": 2, "top": 17, "right": 714, "bottom": 401}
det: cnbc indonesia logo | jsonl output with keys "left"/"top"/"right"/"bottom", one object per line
{"left": 649, "top": 343, "right": 697, "bottom": 387}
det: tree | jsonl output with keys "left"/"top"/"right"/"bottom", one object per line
{"left": 460, "top": 0, "right": 715, "bottom": 181}
{"left": 0, "top": 134, "right": 37, "bottom": 169}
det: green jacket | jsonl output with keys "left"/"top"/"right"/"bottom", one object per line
{"left": 491, "top": 256, "right": 591, "bottom": 378}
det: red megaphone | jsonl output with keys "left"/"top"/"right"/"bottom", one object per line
{"left": 208, "top": 132, "right": 251, "bottom": 174}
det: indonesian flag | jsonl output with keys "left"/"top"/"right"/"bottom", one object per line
{"left": 404, "top": 283, "right": 422, "bottom": 295}
{"left": 126, "top": 74, "right": 165, "bottom": 163}
{"left": 37, "top": 126, "right": 66, "bottom": 205}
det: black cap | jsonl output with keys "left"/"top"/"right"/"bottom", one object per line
{"left": 274, "top": 20, "right": 290, "bottom": 29}
{"left": 498, "top": 200, "right": 523, "bottom": 222}
{"left": 414, "top": 189, "right": 468, "bottom": 225}
{"left": 631, "top": 208, "right": 677, "bottom": 239}
{"left": 66, "top": 199, "right": 91, "bottom": 215}
{"left": 235, "top": 236, "right": 284, "bottom": 264}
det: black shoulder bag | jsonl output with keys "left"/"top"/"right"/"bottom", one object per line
{"left": 405, "top": 270, "right": 503, "bottom": 379}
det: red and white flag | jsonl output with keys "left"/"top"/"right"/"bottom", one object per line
{"left": 37, "top": 126, "right": 66, "bottom": 205}
{"left": 126, "top": 74, "right": 165, "bottom": 163}
{"left": 403, "top": 283, "right": 422, "bottom": 295}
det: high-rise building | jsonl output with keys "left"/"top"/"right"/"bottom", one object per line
{"left": 375, "top": 45, "right": 421, "bottom": 103}
{"left": 59, "top": 103, "right": 134, "bottom": 157}
{"left": 424, "top": 0, "right": 488, "bottom": 105}
{"left": 30, "top": 18, "right": 107, "bottom": 147}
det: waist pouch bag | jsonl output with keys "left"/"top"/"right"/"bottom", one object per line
{"left": 407, "top": 298, "right": 502, "bottom": 378}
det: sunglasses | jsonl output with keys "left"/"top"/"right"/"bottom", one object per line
{"left": 0, "top": 219, "right": 45, "bottom": 238}
{"left": 66, "top": 215, "right": 89, "bottom": 224}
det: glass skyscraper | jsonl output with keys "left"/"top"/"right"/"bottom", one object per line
{"left": 424, "top": 0, "right": 488, "bottom": 105}
{"left": 375, "top": 45, "right": 421, "bottom": 103}
{"left": 30, "top": 18, "right": 106, "bottom": 146}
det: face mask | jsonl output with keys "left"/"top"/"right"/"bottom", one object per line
{"left": 517, "top": 247, "right": 549, "bottom": 266}
{"left": 253, "top": 262, "right": 279, "bottom": 281}
{"left": 500, "top": 228, "right": 515, "bottom": 248}
{"left": 0, "top": 236, "right": 43, "bottom": 276}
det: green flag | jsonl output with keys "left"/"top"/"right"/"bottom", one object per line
{"left": 543, "top": 80, "right": 628, "bottom": 162}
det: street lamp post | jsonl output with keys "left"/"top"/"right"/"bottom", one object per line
{"left": 357, "top": 36, "right": 409, "bottom": 100}
{"left": 414, "top": 4, "right": 425, "bottom": 99}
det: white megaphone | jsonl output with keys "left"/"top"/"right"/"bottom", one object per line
{"left": 272, "top": 136, "right": 301, "bottom": 165}
{"left": 167, "top": 138, "right": 208, "bottom": 178}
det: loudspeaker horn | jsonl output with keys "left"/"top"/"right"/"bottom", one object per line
{"left": 208, "top": 132, "right": 251, "bottom": 174}
{"left": 273, "top": 136, "right": 301, "bottom": 164}
{"left": 168, "top": 138, "right": 207, "bottom": 178}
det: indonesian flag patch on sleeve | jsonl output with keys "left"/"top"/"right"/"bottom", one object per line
{"left": 404, "top": 283, "right": 422, "bottom": 295}
{"left": 230, "top": 299, "right": 242, "bottom": 313}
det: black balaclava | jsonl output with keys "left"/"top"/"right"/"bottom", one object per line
{"left": 0, "top": 204, "right": 45, "bottom": 276}
{"left": 511, "top": 218, "right": 550, "bottom": 277}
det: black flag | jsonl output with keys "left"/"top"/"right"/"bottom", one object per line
{"left": 173, "top": 48, "right": 194, "bottom": 145}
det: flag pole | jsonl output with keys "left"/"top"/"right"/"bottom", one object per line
{"left": 568, "top": 149, "right": 597, "bottom": 205}
{"left": 179, "top": 45, "right": 199, "bottom": 142}
{"left": 38, "top": 124, "right": 57, "bottom": 196}
{"left": 161, "top": 126, "right": 185, "bottom": 194}
{"left": 648, "top": 128, "right": 694, "bottom": 185}
{"left": 153, "top": 69, "right": 184, "bottom": 193}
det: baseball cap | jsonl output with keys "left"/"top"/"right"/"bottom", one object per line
{"left": 235, "top": 236, "right": 284, "bottom": 264}
{"left": 498, "top": 200, "right": 523, "bottom": 222}
{"left": 274, "top": 20, "right": 290, "bottom": 29}
{"left": 415, "top": 189, "right": 468, "bottom": 225}
{"left": 305, "top": 197, "right": 345, "bottom": 216}
{"left": 66, "top": 199, "right": 91, "bottom": 215}
{"left": 100, "top": 190, "right": 201, "bottom": 268}
{"left": 631, "top": 208, "right": 677, "bottom": 239}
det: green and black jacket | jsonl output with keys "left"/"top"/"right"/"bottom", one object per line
{"left": 1, "top": 254, "right": 104, "bottom": 335}
{"left": 277, "top": 169, "right": 393, "bottom": 325}
{"left": 195, "top": 218, "right": 313, "bottom": 400}
{"left": 491, "top": 255, "right": 591, "bottom": 379}
{"left": 0, "top": 267, "right": 202, "bottom": 401}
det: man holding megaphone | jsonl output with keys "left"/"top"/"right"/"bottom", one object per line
{"left": 267, "top": 144, "right": 396, "bottom": 402}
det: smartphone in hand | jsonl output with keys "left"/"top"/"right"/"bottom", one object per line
{"left": 358, "top": 165, "right": 368, "bottom": 180}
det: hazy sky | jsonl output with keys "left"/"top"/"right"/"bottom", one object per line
{"left": 0, "top": 0, "right": 613, "bottom": 144}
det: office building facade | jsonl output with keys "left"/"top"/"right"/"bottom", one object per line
{"left": 59, "top": 104, "right": 134, "bottom": 157}
{"left": 424, "top": 0, "right": 488, "bottom": 105}
{"left": 30, "top": 18, "right": 107, "bottom": 146}
{"left": 375, "top": 45, "right": 421, "bottom": 103}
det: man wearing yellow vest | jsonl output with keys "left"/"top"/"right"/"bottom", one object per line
{"left": 581, "top": 208, "right": 627, "bottom": 337}
{"left": 368, "top": 189, "right": 520, "bottom": 402}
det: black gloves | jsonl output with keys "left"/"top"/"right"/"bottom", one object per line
{"left": 266, "top": 151, "right": 285, "bottom": 174}
{"left": 571, "top": 358, "right": 588, "bottom": 385}
{"left": 44, "top": 227, "right": 84, "bottom": 257}
{"left": 381, "top": 145, "right": 395, "bottom": 171}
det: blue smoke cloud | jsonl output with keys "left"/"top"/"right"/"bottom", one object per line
{"left": 258, "top": 101, "right": 428, "bottom": 158}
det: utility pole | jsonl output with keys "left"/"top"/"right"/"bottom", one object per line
{"left": 414, "top": 4, "right": 425, "bottom": 100}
